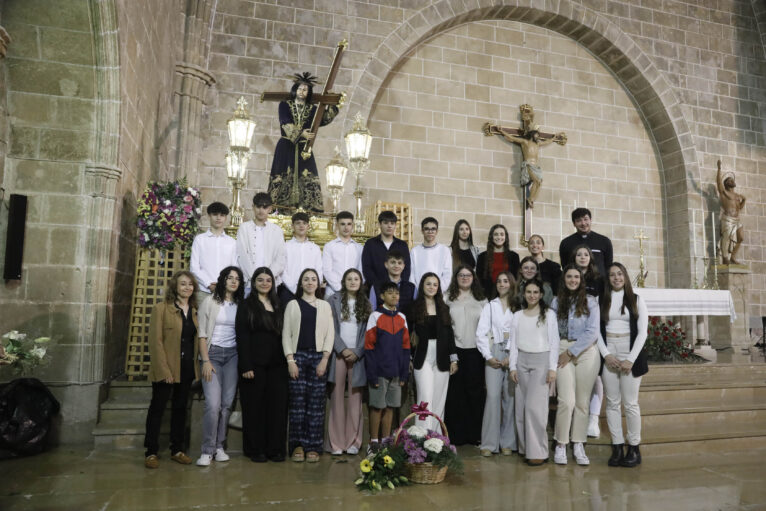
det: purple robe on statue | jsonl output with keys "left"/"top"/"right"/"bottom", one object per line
{"left": 267, "top": 100, "right": 338, "bottom": 213}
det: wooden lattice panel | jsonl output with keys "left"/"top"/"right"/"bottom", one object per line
{"left": 365, "top": 201, "right": 414, "bottom": 248}
{"left": 125, "top": 247, "right": 188, "bottom": 380}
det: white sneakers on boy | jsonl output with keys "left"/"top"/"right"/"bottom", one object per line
{"left": 215, "top": 448, "right": 230, "bottom": 462}
{"left": 553, "top": 444, "right": 567, "bottom": 465}
{"left": 573, "top": 442, "right": 590, "bottom": 465}
{"left": 346, "top": 446, "right": 359, "bottom": 455}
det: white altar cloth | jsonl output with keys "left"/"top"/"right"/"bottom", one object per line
{"left": 636, "top": 288, "right": 735, "bottom": 320}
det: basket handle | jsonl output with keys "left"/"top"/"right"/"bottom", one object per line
{"left": 393, "top": 411, "right": 449, "bottom": 446}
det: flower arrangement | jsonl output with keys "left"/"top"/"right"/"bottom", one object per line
{"left": 354, "top": 443, "right": 410, "bottom": 492}
{"left": 136, "top": 180, "right": 202, "bottom": 252}
{"left": 1, "top": 331, "right": 53, "bottom": 374}
{"left": 353, "top": 403, "right": 463, "bottom": 490}
{"left": 395, "top": 423, "right": 462, "bottom": 471}
{"left": 645, "top": 317, "right": 704, "bottom": 363}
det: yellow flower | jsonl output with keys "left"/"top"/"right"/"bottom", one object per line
{"left": 383, "top": 455, "right": 394, "bottom": 468}
{"left": 360, "top": 459, "right": 373, "bottom": 473}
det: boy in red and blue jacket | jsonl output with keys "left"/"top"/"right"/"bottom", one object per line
{"left": 364, "top": 281, "right": 410, "bottom": 452}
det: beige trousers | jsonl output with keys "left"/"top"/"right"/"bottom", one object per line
{"left": 554, "top": 341, "right": 599, "bottom": 444}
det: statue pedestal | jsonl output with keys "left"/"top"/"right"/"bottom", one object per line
{"left": 709, "top": 265, "right": 751, "bottom": 362}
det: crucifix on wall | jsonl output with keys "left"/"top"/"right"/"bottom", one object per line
{"left": 483, "top": 104, "right": 567, "bottom": 244}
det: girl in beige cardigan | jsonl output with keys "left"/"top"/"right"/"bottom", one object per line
{"left": 282, "top": 268, "right": 334, "bottom": 462}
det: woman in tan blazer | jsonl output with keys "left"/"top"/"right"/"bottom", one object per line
{"left": 282, "top": 268, "right": 333, "bottom": 463}
{"left": 144, "top": 270, "right": 200, "bottom": 469}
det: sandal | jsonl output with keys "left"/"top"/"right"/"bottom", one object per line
{"left": 306, "top": 451, "right": 320, "bottom": 463}
{"left": 291, "top": 447, "right": 305, "bottom": 462}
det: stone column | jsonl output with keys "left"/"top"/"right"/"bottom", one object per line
{"left": 173, "top": 62, "right": 215, "bottom": 178}
{"left": 709, "top": 266, "right": 752, "bottom": 362}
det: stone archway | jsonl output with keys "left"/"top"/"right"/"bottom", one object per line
{"left": 345, "top": 1, "right": 699, "bottom": 287}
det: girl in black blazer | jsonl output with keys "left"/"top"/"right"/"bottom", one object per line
{"left": 409, "top": 272, "right": 457, "bottom": 431}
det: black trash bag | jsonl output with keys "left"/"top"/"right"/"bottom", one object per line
{"left": 0, "top": 378, "right": 60, "bottom": 458}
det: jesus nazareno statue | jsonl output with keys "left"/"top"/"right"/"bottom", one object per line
{"left": 267, "top": 72, "right": 339, "bottom": 213}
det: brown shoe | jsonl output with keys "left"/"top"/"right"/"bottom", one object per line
{"left": 145, "top": 455, "right": 159, "bottom": 469}
{"left": 527, "top": 459, "right": 545, "bottom": 466}
{"left": 306, "top": 451, "right": 320, "bottom": 463}
{"left": 171, "top": 451, "right": 192, "bottom": 465}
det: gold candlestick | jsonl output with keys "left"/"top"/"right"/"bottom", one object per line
{"left": 633, "top": 229, "right": 649, "bottom": 288}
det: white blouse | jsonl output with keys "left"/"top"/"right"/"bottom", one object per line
{"left": 596, "top": 290, "right": 649, "bottom": 363}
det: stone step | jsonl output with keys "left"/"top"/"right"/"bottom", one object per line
{"left": 587, "top": 435, "right": 766, "bottom": 457}
{"left": 637, "top": 385, "right": 766, "bottom": 404}
{"left": 641, "top": 363, "right": 766, "bottom": 385}
{"left": 589, "top": 409, "right": 766, "bottom": 445}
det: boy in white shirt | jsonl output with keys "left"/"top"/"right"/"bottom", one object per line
{"left": 236, "top": 193, "right": 286, "bottom": 295}
{"left": 190, "top": 202, "right": 238, "bottom": 307}
{"left": 280, "top": 211, "right": 323, "bottom": 303}
{"left": 322, "top": 211, "right": 363, "bottom": 298}
{"left": 409, "top": 217, "right": 452, "bottom": 293}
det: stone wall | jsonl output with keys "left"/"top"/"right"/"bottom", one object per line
{"left": 199, "top": 0, "right": 765, "bottom": 318}
{"left": 0, "top": 0, "right": 184, "bottom": 442}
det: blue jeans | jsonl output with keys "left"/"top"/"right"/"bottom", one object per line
{"left": 200, "top": 345, "right": 239, "bottom": 455}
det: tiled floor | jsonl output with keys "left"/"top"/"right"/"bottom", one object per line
{"left": 2, "top": 445, "right": 766, "bottom": 510}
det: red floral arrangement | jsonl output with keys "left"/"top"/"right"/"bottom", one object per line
{"left": 645, "top": 317, "right": 701, "bottom": 363}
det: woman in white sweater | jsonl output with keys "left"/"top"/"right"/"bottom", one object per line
{"left": 282, "top": 268, "right": 334, "bottom": 463}
{"left": 509, "top": 279, "right": 559, "bottom": 466}
{"left": 597, "top": 262, "right": 649, "bottom": 468}
{"left": 196, "top": 266, "right": 245, "bottom": 466}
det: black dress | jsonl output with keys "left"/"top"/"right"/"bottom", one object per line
{"left": 235, "top": 306, "right": 288, "bottom": 460}
{"left": 458, "top": 248, "right": 476, "bottom": 270}
{"left": 267, "top": 100, "right": 338, "bottom": 213}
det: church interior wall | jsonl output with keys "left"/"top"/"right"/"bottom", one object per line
{"left": 0, "top": 0, "right": 763, "bottom": 444}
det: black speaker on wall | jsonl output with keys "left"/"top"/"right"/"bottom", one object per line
{"left": 4, "top": 194, "right": 28, "bottom": 280}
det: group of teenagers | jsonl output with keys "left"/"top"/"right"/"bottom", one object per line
{"left": 144, "top": 191, "right": 649, "bottom": 471}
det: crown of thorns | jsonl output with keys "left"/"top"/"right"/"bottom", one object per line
{"left": 290, "top": 72, "right": 319, "bottom": 86}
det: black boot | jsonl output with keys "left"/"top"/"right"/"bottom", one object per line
{"left": 621, "top": 444, "right": 641, "bottom": 467}
{"left": 608, "top": 444, "right": 624, "bottom": 467}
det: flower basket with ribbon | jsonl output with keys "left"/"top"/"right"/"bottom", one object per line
{"left": 392, "top": 402, "right": 462, "bottom": 484}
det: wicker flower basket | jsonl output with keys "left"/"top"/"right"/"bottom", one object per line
{"left": 393, "top": 411, "right": 450, "bottom": 484}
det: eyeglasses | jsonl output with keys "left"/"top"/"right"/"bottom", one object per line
{"left": 457, "top": 273, "right": 473, "bottom": 278}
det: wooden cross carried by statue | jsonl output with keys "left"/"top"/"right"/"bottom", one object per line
{"left": 260, "top": 39, "right": 348, "bottom": 160}
{"left": 483, "top": 104, "right": 566, "bottom": 244}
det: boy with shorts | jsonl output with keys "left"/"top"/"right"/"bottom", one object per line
{"left": 364, "top": 282, "right": 410, "bottom": 452}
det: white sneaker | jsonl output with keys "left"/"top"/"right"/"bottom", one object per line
{"left": 346, "top": 446, "right": 359, "bottom": 455}
{"left": 573, "top": 442, "right": 590, "bottom": 465}
{"left": 330, "top": 450, "right": 343, "bottom": 455}
{"left": 587, "top": 415, "right": 600, "bottom": 438}
{"left": 215, "top": 448, "right": 230, "bottom": 462}
{"left": 196, "top": 454, "right": 212, "bottom": 466}
{"left": 553, "top": 444, "right": 567, "bottom": 465}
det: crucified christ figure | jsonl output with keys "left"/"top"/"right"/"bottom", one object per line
{"left": 483, "top": 104, "right": 566, "bottom": 209}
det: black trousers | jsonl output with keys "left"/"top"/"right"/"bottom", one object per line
{"left": 240, "top": 363, "right": 288, "bottom": 458}
{"left": 144, "top": 361, "right": 194, "bottom": 456}
{"left": 444, "top": 347, "right": 486, "bottom": 445}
